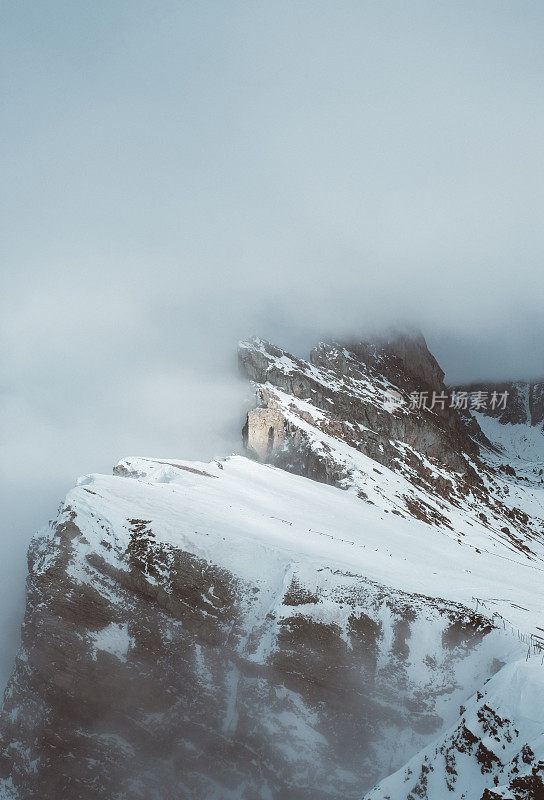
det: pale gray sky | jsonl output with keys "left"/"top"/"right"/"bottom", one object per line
{"left": 2, "top": 1, "right": 544, "bottom": 683}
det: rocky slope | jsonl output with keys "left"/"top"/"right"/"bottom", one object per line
{"left": 364, "top": 660, "right": 544, "bottom": 800}
{"left": 1, "top": 333, "right": 543, "bottom": 800}
{"left": 456, "top": 381, "right": 544, "bottom": 428}
{"left": 238, "top": 334, "right": 477, "bottom": 476}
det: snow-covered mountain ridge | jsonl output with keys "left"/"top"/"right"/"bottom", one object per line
{"left": 457, "top": 380, "right": 544, "bottom": 429}
{"left": 1, "top": 333, "right": 543, "bottom": 799}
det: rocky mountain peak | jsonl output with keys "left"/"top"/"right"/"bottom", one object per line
{"left": 2, "top": 334, "right": 544, "bottom": 800}
{"left": 239, "top": 333, "right": 477, "bottom": 485}
{"left": 341, "top": 329, "right": 445, "bottom": 393}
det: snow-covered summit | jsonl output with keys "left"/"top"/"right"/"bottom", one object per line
{"left": 1, "top": 333, "right": 544, "bottom": 799}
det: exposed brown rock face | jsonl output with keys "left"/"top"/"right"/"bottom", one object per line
{"left": 0, "top": 503, "right": 502, "bottom": 800}
{"left": 0, "top": 512, "right": 242, "bottom": 800}
{"left": 239, "top": 334, "right": 478, "bottom": 479}
{"left": 345, "top": 330, "right": 446, "bottom": 393}
{"left": 456, "top": 380, "right": 544, "bottom": 427}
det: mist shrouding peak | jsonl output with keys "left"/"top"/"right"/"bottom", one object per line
{"left": 2, "top": 0, "right": 544, "bottom": 690}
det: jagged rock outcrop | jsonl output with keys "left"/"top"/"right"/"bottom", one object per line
{"left": 456, "top": 380, "right": 544, "bottom": 428}
{"left": 239, "top": 334, "right": 478, "bottom": 481}
{"left": 364, "top": 660, "right": 544, "bottom": 800}
{"left": 344, "top": 330, "right": 446, "bottom": 393}
{"left": 241, "top": 406, "right": 286, "bottom": 461}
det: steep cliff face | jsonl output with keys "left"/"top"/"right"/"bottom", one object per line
{"left": 1, "top": 336, "right": 544, "bottom": 800}
{"left": 0, "top": 456, "right": 534, "bottom": 800}
{"left": 344, "top": 330, "right": 446, "bottom": 393}
{"left": 456, "top": 380, "right": 544, "bottom": 428}
{"left": 239, "top": 334, "right": 477, "bottom": 479}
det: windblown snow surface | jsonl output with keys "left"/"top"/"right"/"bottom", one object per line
{"left": 3, "top": 353, "right": 544, "bottom": 797}
{"left": 362, "top": 413, "right": 544, "bottom": 800}
{"left": 37, "top": 425, "right": 544, "bottom": 799}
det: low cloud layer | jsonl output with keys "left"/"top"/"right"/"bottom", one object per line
{"left": 2, "top": 0, "right": 544, "bottom": 684}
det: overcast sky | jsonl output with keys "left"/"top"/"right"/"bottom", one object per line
{"left": 2, "top": 0, "right": 544, "bottom": 684}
